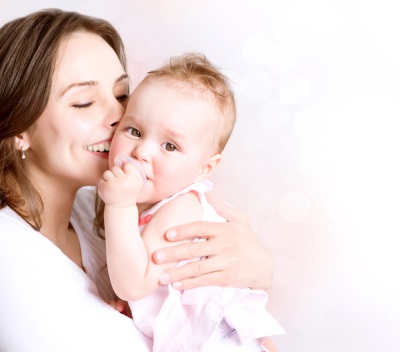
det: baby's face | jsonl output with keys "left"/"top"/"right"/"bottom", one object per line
{"left": 109, "top": 78, "right": 220, "bottom": 206}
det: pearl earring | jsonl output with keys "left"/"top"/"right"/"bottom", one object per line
{"left": 21, "top": 148, "right": 26, "bottom": 160}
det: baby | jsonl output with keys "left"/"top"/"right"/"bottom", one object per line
{"left": 98, "top": 53, "right": 284, "bottom": 351}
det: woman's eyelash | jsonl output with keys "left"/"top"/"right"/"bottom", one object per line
{"left": 72, "top": 92, "right": 128, "bottom": 109}
{"left": 117, "top": 94, "right": 129, "bottom": 101}
{"left": 73, "top": 102, "right": 93, "bottom": 109}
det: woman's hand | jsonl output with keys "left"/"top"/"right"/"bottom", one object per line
{"left": 153, "top": 193, "right": 274, "bottom": 291}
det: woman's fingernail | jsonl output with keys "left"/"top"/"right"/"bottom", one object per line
{"left": 172, "top": 281, "right": 182, "bottom": 289}
{"left": 155, "top": 251, "right": 166, "bottom": 263}
{"left": 159, "top": 273, "right": 170, "bottom": 284}
{"left": 166, "top": 229, "right": 177, "bottom": 239}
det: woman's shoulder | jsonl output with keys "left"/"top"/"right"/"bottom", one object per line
{"left": 0, "top": 206, "right": 85, "bottom": 283}
{"left": 0, "top": 206, "right": 31, "bottom": 228}
{"left": 0, "top": 207, "right": 149, "bottom": 352}
{"left": 0, "top": 207, "right": 40, "bottom": 247}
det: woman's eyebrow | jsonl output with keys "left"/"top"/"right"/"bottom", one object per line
{"left": 61, "top": 80, "right": 97, "bottom": 96}
{"left": 60, "top": 74, "right": 128, "bottom": 97}
{"left": 116, "top": 73, "right": 129, "bottom": 83}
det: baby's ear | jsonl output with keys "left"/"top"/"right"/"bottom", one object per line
{"left": 194, "top": 154, "right": 221, "bottom": 183}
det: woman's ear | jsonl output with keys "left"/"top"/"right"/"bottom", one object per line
{"left": 14, "top": 133, "right": 31, "bottom": 152}
{"left": 194, "top": 154, "right": 221, "bottom": 183}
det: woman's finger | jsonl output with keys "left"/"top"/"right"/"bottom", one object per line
{"left": 165, "top": 270, "right": 231, "bottom": 291}
{"left": 154, "top": 230, "right": 227, "bottom": 264}
{"left": 158, "top": 256, "right": 229, "bottom": 285}
{"left": 205, "top": 192, "right": 243, "bottom": 222}
{"left": 164, "top": 219, "right": 228, "bottom": 244}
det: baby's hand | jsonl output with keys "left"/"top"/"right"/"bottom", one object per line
{"left": 98, "top": 161, "right": 144, "bottom": 207}
{"left": 107, "top": 299, "right": 132, "bottom": 318}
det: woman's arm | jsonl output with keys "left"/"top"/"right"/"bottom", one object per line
{"left": 153, "top": 193, "right": 274, "bottom": 291}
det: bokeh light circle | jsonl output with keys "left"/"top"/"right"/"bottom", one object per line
{"left": 266, "top": 44, "right": 298, "bottom": 75}
{"left": 278, "top": 74, "right": 310, "bottom": 105}
{"left": 242, "top": 70, "right": 274, "bottom": 102}
{"left": 233, "top": 155, "right": 267, "bottom": 186}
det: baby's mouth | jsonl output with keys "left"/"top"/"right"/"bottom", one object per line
{"left": 84, "top": 142, "right": 110, "bottom": 152}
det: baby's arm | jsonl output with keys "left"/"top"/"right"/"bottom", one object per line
{"left": 98, "top": 162, "right": 147, "bottom": 300}
{"left": 98, "top": 162, "right": 203, "bottom": 301}
{"left": 131, "top": 191, "right": 203, "bottom": 299}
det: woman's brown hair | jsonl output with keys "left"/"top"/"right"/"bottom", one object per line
{"left": 0, "top": 9, "right": 127, "bottom": 230}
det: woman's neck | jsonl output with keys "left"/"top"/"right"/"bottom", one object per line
{"left": 38, "top": 184, "right": 83, "bottom": 268}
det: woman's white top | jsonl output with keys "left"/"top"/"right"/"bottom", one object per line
{"left": 0, "top": 187, "right": 150, "bottom": 352}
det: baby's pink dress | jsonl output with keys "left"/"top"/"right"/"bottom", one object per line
{"left": 130, "top": 180, "right": 284, "bottom": 351}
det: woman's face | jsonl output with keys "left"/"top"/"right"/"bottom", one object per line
{"left": 25, "top": 31, "right": 129, "bottom": 190}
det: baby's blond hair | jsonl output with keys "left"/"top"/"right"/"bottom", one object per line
{"left": 146, "top": 52, "right": 236, "bottom": 153}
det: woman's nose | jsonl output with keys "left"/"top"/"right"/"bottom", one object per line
{"left": 105, "top": 99, "right": 125, "bottom": 129}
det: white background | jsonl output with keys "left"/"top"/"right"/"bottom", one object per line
{"left": 2, "top": 1, "right": 399, "bottom": 350}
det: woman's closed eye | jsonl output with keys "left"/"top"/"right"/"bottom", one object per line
{"left": 116, "top": 94, "right": 129, "bottom": 103}
{"left": 72, "top": 102, "right": 93, "bottom": 109}
{"left": 161, "top": 142, "right": 178, "bottom": 152}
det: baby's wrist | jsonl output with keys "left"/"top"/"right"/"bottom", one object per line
{"left": 105, "top": 200, "right": 138, "bottom": 210}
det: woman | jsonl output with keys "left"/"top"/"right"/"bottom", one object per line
{"left": 0, "top": 9, "right": 274, "bottom": 351}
